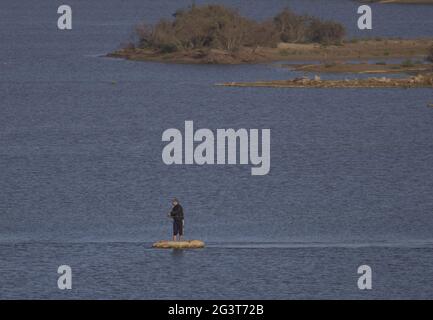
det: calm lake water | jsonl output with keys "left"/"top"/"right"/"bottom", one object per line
{"left": 0, "top": 0, "right": 433, "bottom": 299}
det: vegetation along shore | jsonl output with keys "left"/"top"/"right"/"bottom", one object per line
{"left": 109, "top": 4, "right": 433, "bottom": 89}
{"left": 109, "top": 4, "right": 432, "bottom": 65}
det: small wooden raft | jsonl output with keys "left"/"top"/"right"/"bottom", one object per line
{"left": 152, "top": 240, "right": 205, "bottom": 249}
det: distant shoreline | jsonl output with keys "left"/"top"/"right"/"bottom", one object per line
{"left": 109, "top": 3, "right": 432, "bottom": 65}
{"left": 284, "top": 61, "right": 432, "bottom": 74}
{"left": 108, "top": 39, "right": 432, "bottom": 65}
{"left": 217, "top": 74, "right": 433, "bottom": 89}
{"left": 107, "top": 3, "right": 433, "bottom": 89}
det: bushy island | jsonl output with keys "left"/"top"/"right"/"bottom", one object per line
{"left": 109, "top": 5, "right": 347, "bottom": 64}
{"left": 108, "top": 4, "right": 432, "bottom": 64}
{"left": 107, "top": 4, "right": 433, "bottom": 88}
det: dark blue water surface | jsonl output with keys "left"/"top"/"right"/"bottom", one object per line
{"left": 0, "top": 0, "right": 433, "bottom": 299}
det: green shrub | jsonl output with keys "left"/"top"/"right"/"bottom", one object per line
{"left": 324, "top": 62, "right": 337, "bottom": 68}
{"left": 347, "top": 38, "right": 359, "bottom": 44}
{"left": 273, "top": 9, "right": 311, "bottom": 43}
{"left": 306, "top": 19, "right": 345, "bottom": 45}
{"left": 401, "top": 59, "right": 414, "bottom": 68}
{"left": 159, "top": 43, "right": 178, "bottom": 53}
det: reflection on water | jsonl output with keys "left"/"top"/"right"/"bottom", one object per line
{"left": 171, "top": 249, "right": 185, "bottom": 258}
{"left": 2, "top": 242, "right": 433, "bottom": 299}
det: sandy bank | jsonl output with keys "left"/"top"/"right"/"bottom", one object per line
{"left": 108, "top": 39, "right": 432, "bottom": 65}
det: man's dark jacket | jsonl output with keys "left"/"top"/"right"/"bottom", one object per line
{"left": 170, "top": 204, "right": 184, "bottom": 221}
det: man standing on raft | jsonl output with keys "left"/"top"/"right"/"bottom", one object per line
{"left": 168, "top": 198, "right": 184, "bottom": 241}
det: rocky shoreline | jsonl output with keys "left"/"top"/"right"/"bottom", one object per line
{"left": 284, "top": 61, "right": 432, "bottom": 74}
{"left": 218, "top": 74, "right": 433, "bottom": 89}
